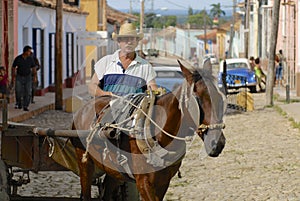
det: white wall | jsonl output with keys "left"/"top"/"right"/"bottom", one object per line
{"left": 18, "top": 4, "right": 86, "bottom": 88}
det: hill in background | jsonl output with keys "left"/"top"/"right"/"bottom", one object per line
{"left": 119, "top": 8, "right": 233, "bottom": 25}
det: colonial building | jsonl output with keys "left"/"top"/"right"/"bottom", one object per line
{"left": 0, "top": 0, "right": 138, "bottom": 99}
{"left": 0, "top": 0, "right": 88, "bottom": 96}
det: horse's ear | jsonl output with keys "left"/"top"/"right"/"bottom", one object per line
{"left": 177, "top": 59, "right": 193, "bottom": 84}
{"left": 202, "top": 58, "right": 212, "bottom": 75}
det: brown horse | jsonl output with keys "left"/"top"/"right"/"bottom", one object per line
{"left": 71, "top": 60, "right": 226, "bottom": 201}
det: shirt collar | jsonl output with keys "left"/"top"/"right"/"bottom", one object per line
{"left": 112, "top": 49, "right": 142, "bottom": 65}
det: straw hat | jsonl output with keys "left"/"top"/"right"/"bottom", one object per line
{"left": 112, "top": 22, "right": 144, "bottom": 41}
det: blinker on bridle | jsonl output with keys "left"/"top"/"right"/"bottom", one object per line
{"left": 197, "top": 123, "right": 226, "bottom": 135}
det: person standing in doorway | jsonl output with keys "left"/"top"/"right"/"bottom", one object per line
{"left": 0, "top": 66, "right": 8, "bottom": 99}
{"left": 275, "top": 49, "right": 284, "bottom": 87}
{"left": 254, "top": 57, "right": 266, "bottom": 92}
{"left": 31, "top": 53, "right": 40, "bottom": 103}
{"left": 249, "top": 56, "right": 255, "bottom": 72}
{"left": 11, "top": 46, "right": 37, "bottom": 111}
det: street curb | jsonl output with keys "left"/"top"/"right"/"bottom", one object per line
{"left": 276, "top": 102, "right": 300, "bottom": 125}
{"left": 8, "top": 103, "right": 55, "bottom": 122}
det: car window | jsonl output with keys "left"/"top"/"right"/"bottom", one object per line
{"left": 227, "top": 62, "right": 248, "bottom": 69}
{"left": 156, "top": 71, "right": 182, "bottom": 78}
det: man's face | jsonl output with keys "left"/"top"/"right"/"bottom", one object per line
{"left": 26, "top": 49, "right": 33, "bottom": 57}
{"left": 118, "top": 37, "right": 139, "bottom": 54}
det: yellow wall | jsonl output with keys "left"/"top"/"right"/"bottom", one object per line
{"left": 217, "top": 32, "right": 226, "bottom": 60}
{"left": 80, "top": 0, "right": 99, "bottom": 78}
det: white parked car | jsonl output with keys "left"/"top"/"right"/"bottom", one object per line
{"left": 204, "top": 53, "right": 218, "bottom": 64}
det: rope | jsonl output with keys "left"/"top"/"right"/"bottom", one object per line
{"left": 81, "top": 93, "right": 225, "bottom": 163}
{"left": 82, "top": 124, "right": 103, "bottom": 163}
{"left": 110, "top": 93, "right": 193, "bottom": 142}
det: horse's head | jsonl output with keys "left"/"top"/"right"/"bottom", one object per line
{"left": 178, "top": 60, "right": 226, "bottom": 157}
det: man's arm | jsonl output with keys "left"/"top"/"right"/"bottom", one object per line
{"left": 147, "top": 79, "right": 158, "bottom": 91}
{"left": 88, "top": 73, "right": 112, "bottom": 96}
{"left": 32, "top": 66, "right": 37, "bottom": 83}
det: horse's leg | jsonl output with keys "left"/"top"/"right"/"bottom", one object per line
{"left": 155, "top": 182, "right": 171, "bottom": 201}
{"left": 102, "top": 175, "right": 121, "bottom": 201}
{"left": 75, "top": 148, "right": 95, "bottom": 201}
{"left": 135, "top": 174, "right": 159, "bottom": 201}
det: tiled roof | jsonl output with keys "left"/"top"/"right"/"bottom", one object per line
{"left": 154, "top": 26, "right": 176, "bottom": 38}
{"left": 19, "top": 0, "right": 88, "bottom": 14}
{"left": 19, "top": 0, "right": 138, "bottom": 24}
{"left": 107, "top": 5, "right": 138, "bottom": 24}
{"left": 196, "top": 29, "right": 218, "bottom": 43}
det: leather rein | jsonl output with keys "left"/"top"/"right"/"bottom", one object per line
{"left": 108, "top": 93, "right": 225, "bottom": 142}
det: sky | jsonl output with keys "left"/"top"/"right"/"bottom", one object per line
{"left": 107, "top": 0, "right": 239, "bottom": 12}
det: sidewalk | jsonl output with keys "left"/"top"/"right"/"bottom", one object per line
{"left": 274, "top": 86, "right": 300, "bottom": 125}
{"left": 3, "top": 85, "right": 89, "bottom": 123}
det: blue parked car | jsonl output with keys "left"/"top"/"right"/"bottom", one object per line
{"left": 218, "top": 58, "right": 257, "bottom": 93}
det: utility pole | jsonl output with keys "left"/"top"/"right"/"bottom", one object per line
{"left": 266, "top": 0, "right": 281, "bottom": 106}
{"left": 98, "top": 0, "right": 107, "bottom": 31}
{"left": 244, "top": 0, "right": 250, "bottom": 58}
{"left": 228, "top": 0, "right": 236, "bottom": 58}
{"left": 204, "top": 9, "right": 207, "bottom": 54}
{"left": 139, "top": 0, "right": 144, "bottom": 56}
{"left": 129, "top": 0, "right": 132, "bottom": 14}
{"left": 55, "top": 0, "right": 63, "bottom": 110}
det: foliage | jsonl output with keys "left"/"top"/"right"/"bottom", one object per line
{"left": 144, "top": 13, "right": 176, "bottom": 28}
{"left": 138, "top": 3, "right": 227, "bottom": 29}
{"left": 187, "top": 9, "right": 212, "bottom": 28}
{"left": 210, "top": 3, "right": 226, "bottom": 18}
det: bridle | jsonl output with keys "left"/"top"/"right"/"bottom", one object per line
{"left": 193, "top": 88, "right": 226, "bottom": 137}
{"left": 197, "top": 123, "right": 226, "bottom": 136}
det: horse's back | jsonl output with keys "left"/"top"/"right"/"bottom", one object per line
{"left": 72, "top": 96, "right": 111, "bottom": 130}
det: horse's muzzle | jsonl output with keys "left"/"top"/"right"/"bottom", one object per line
{"left": 205, "top": 130, "right": 226, "bottom": 157}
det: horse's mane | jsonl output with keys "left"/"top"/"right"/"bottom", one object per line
{"left": 191, "top": 68, "right": 215, "bottom": 83}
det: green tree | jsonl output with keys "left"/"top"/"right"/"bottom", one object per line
{"left": 187, "top": 9, "right": 212, "bottom": 28}
{"left": 188, "top": 6, "right": 194, "bottom": 16}
{"left": 210, "top": 3, "right": 225, "bottom": 27}
{"left": 210, "top": 3, "right": 226, "bottom": 18}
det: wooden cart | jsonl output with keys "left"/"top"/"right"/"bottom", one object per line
{"left": 0, "top": 99, "right": 139, "bottom": 201}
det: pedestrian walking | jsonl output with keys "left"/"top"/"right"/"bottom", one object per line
{"left": 11, "top": 45, "right": 37, "bottom": 111}
{"left": 89, "top": 22, "right": 158, "bottom": 96}
{"left": 0, "top": 66, "right": 8, "bottom": 99}
{"left": 191, "top": 53, "right": 199, "bottom": 67}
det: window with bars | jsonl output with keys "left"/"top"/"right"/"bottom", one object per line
{"left": 66, "top": 32, "right": 74, "bottom": 78}
{"left": 49, "top": 33, "right": 55, "bottom": 85}
{"left": 32, "top": 28, "right": 44, "bottom": 88}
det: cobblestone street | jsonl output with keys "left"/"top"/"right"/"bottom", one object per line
{"left": 17, "top": 92, "right": 300, "bottom": 200}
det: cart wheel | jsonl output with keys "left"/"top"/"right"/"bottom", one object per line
{"left": 0, "top": 160, "right": 10, "bottom": 201}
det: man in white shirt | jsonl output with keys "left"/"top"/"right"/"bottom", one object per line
{"left": 89, "top": 22, "right": 157, "bottom": 96}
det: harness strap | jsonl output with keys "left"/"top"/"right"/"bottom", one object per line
{"left": 117, "top": 154, "right": 135, "bottom": 179}
{"left": 197, "top": 123, "right": 225, "bottom": 134}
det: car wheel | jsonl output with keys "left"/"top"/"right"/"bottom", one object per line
{"left": 249, "top": 86, "right": 257, "bottom": 93}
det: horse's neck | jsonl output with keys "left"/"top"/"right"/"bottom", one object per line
{"left": 155, "top": 92, "right": 182, "bottom": 147}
